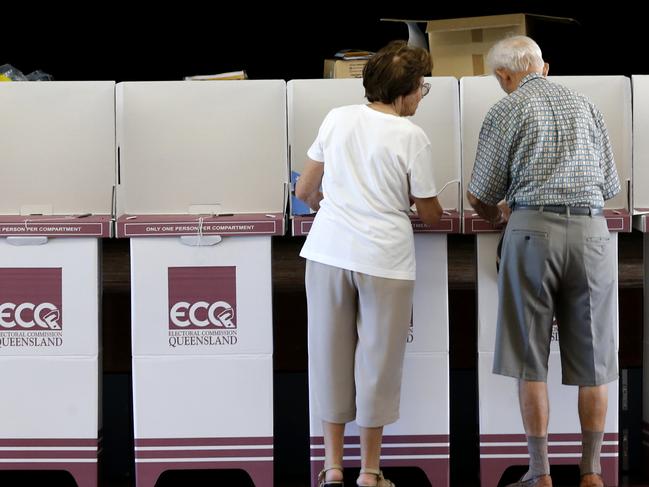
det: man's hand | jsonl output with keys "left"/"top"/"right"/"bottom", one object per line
{"left": 467, "top": 191, "right": 507, "bottom": 225}
{"left": 496, "top": 200, "right": 511, "bottom": 224}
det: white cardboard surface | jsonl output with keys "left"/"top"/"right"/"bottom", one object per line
{"left": 287, "top": 78, "right": 461, "bottom": 210}
{"left": 133, "top": 355, "right": 273, "bottom": 438}
{"left": 0, "top": 238, "right": 99, "bottom": 356}
{"left": 116, "top": 81, "right": 288, "bottom": 216}
{"left": 0, "top": 82, "right": 115, "bottom": 215}
{"left": 408, "top": 234, "right": 449, "bottom": 353}
{"left": 130, "top": 236, "right": 272, "bottom": 356}
{"left": 476, "top": 233, "right": 500, "bottom": 353}
{"left": 0, "top": 356, "right": 99, "bottom": 437}
{"left": 461, "top": 76, "right": 632, "bottom": 211}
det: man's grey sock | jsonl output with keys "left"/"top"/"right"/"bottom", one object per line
{"left": 580, "top": 430, "right": 604, "bottom": 475}
{"left": 522, "top": 435, "right": 550, "bottom": 481}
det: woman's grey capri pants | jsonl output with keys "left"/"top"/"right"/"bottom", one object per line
{"left": 305, "top": 260, "right": 415, "bottom": 428}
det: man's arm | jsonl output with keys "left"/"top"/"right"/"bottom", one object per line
{"left": 295, "top": 158, "right": 324, "bottom": 211}
{"left": 467, "top": 191, "right": 508, "bottom": 224}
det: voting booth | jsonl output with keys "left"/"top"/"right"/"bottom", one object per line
{"left": 287, "top": 78, "right": 461, "bottom": 486}
{"left": 115, "top": 80, "right": 288, "bottom": 487}
{"left": 630, "top": 75, "right": 649, "bottom": 476}
{"left": 0, "top": 82, "right": 115, "bottom": 486}
{"left": 461, "top": 75, "right": 631, "bottom": 487}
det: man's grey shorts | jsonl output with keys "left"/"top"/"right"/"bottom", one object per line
{"left": 493, "top": 208, "right": 618, "bottom": 386}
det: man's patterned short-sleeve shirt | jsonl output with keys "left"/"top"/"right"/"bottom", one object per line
{"left": 467, "top": 73, "right": 620, "bottom": 207}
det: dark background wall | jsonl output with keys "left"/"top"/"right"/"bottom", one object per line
{"left": 3, "top": 3, "right": 645, "bottom": 82}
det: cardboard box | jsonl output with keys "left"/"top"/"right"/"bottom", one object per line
{"left": 323, "top": 59, "right": 368, "bottom": 79}
{"left": 0, "top": 238, "right": 100, "bottom": 357}
{"left": 133, "top": 355, "right": 272, "bottom": 438}
{"left": 130, "top": 236, "right": 272, "bottom": 357}
{"left": 478, "top": 351, "right": 619, "bottom": 486}
{"left": 475, "top": 230, "right": 620, "bottom": 485}
{"left": 306, "top": 235, "right": 451, "bottom": 486}
{"left": 309, "top": 352, "right": 450, "bottom": 487}
{"left": 384, "top": 14, "right": 575, "bottom": 77}
{"left": 427, "top": 14, "right": 527, "bottom": 77}
{"left": 133, "top": 355, "right": 273, "bottom": 487}
{"left": 409, "top": 234, "right": 449, "bottom": 353}
{"left": 0, "top": 356, "right": 99, "bottom": 438}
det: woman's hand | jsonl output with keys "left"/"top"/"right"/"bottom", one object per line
{"left": 295, "top": 158, "right": 325, "bottom": 212}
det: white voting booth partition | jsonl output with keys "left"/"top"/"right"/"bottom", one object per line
{"left": 461, "top": 75, "right": 631, "bottom": 487}
{"left": 630, "top": 75, "right": 649, "bottom": 474}
{"left": 116, "top": 81, "right": 288, "bottom": 487}
{"left": 287, "top": 78, "right": 461, "bottom": 487}
{"left": 0, "top": 82, "right": 115, "bottom": 486}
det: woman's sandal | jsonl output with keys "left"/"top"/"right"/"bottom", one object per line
{"left": 318, "top": 465, "right": 344, "bottom": 487}
{"left": 356, "top": 468, "right": 395, "bottom": 487}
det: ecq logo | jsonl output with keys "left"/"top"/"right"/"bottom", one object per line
{"left": 168, "top": 266, "right": 237, "bottom": 330}
{"left": 0, "top": 268, "right": 62, "bottom": 331}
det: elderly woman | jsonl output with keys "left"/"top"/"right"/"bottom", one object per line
{"left": 296, "top": 40, "right": 442, "bottom": 487}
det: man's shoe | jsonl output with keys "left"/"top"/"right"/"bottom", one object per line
{"left": 580, "top": 473, "right": 605, "bottom": 487}
{"left": 505, "top": 474, "right": 552, "bottom": 487}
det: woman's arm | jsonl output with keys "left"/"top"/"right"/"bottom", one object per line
{"left": 413, "top": 195, "right": 443, "bottom": 226}
{"left": 295, "top": 158, "right": 325, "bottom": 211}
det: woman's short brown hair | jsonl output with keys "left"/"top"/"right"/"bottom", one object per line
{"left": 363, "top": 40, "right": 431, "bottom": 104}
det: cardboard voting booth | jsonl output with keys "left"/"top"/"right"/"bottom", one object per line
{"left": 630, "top": 75, "right": 649, "bottom": 474}
{"left": 116, "top": 80, "right": 288, "bottom": 487}
{"left": 0, "top": 82, "right": 115, "bottom": 486}
{"left": 287, "top": 78, "right": 461, "bottom": 486}
{"left": 461, "top": 75, "right": 631, "bottom": 486}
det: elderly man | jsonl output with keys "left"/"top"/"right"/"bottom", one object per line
{"left": 467, "top": 36, "right": 620, "bottom": 487}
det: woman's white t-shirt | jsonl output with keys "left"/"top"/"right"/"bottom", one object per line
{"left": 299, "top": 104, "right": 438, "bottom": 280}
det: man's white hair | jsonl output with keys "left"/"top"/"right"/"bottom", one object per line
{"left": 486, "top": 35, "right": 544, "bottom": 74}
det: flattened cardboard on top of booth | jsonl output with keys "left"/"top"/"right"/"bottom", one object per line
{"left": 383, "top": 14, "right": 577, "bottom": 78}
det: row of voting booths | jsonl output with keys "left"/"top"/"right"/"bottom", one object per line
{"left": 0, "top": 74, "right": 634, "bottom": 487}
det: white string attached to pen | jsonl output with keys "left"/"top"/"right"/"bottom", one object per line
{"left": 438, "top": 178, "right": 461, "bottom": 195}
{"left": 196, "top": 216, "right": 205, "bottom": 245}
